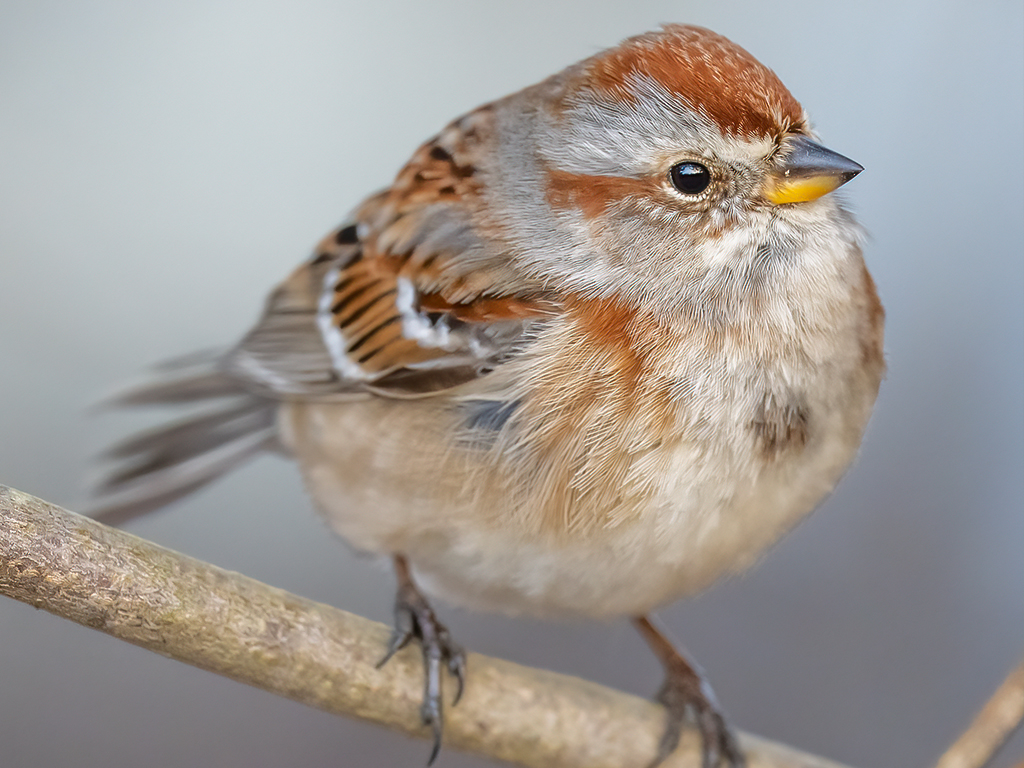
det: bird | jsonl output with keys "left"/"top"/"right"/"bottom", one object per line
{"left": 93, "top": 23, "right": 884, "bottom": 768}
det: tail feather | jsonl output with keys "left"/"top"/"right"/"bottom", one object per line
{"left": 104, "top": 349, "right": 248, "bottom": 406}
{"left": 91, "top": 351, "right": 280, "bottom": 525}
{"left": 100, "top": 401, "right": 274, "bottom": 466}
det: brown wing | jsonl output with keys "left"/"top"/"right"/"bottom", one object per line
{"left": 227, "top": 105, "right": 557, "bottom": 399}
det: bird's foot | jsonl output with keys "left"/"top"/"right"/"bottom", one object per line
{"left": 378, "top": 556, "right": 466, "bottom": 765}
{"left": 649, "top": 659, "right": 744, "bottom": 768}
{"left": 633, "top": 616, "right": 744, "bottom": 768}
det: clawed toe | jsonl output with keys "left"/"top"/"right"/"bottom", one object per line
{"left": 650, "top": 672, "right": 743, "bottom": 768}
{"left": 379, "top": 556, "right": 466, "bottom": 765}
{"left": 633, "top": 616, "right": 744, "bottom": 768}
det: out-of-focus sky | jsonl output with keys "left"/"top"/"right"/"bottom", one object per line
{"left": 1, "top": 2, "right": 1021, "bottom": 767}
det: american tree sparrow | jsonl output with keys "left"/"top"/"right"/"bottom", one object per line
{"left": 96, "top": 24, "right": 884, "bottom": 768}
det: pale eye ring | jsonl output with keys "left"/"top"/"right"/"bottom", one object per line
{"left": 669, "top": 162, "right": 711, "bottom": 195}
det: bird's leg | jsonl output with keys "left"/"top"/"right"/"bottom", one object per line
{"left": 378, "top": 555, "right": 466, "bottom": 765}
{"left": 632, "top": 615, "right": 745, "bottom": 768}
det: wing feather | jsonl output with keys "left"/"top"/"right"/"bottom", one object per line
{"left": 227, "top": 107, "right": 558, "bottom": 399}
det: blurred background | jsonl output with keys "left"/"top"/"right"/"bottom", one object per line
{"left": 1, "top": 2, "right": 1021, "bottom": 767}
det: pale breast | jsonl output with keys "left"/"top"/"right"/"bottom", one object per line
{"left": 280, "top": 258, "right": 884, "bottom": 619}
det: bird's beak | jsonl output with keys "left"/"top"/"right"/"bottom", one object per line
{"left": 762, "top": 135, "right": 863, "bottom": 205}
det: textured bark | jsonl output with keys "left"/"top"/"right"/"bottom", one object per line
{"left": 1, "top": 483, "right": 854, "bottom": 768}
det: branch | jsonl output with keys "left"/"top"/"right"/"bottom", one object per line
{"left": 0, "top": 483, "right": 850, "bottom": 768}
{"left": 935, "top": 657, "right": 1024, "bottom": 768}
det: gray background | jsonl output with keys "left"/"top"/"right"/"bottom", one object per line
{"left": 1, "top": 2, "right": 1021, "bottom": 767}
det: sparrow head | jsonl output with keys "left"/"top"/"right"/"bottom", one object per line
{"left": 494, "top": 24, "right": 863, "bottom": 317}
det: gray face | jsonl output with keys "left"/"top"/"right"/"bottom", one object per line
{"left": 486, "top": 71, "right": 858, "bottom": 326}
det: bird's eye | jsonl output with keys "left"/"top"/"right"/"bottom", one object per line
{"left": 669, "top": 162, "right": 711, "bottom": 195}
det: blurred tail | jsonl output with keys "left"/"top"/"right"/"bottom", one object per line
{"left": 91, "top": 350, "right": 279, "bottom": 525}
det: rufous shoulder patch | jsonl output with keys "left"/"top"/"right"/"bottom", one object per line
{"left": 859, "top": 263, "right": 886, "bottom": 373}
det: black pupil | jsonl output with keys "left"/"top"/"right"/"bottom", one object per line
{"left": 670, "top": 162, "right": 711, "bottom": 194}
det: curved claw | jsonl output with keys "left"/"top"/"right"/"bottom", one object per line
{"left": 422, "top": 676, "right": 444, "bottom": 766}
{"left": 377, "top": 615, "right": 415, "bottom": 669}
{"left": 448, "top": 651, "right": 467, "bottom": 705}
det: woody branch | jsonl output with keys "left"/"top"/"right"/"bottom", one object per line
{"left": 0, "top": 483, "right": 868, "bottom": 768}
